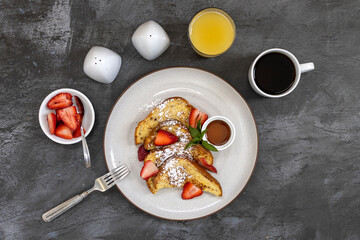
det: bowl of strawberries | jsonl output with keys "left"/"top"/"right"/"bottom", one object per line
{"left": 39, "top": 88, "right": 95, "bottom": 144}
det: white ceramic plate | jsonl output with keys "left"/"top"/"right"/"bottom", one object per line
{"left": 104, "top": 67, "right": 258, "bottom": 220}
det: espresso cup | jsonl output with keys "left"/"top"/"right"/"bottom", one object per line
{"left": 248, "top": 48, "right": 314, "bottom": 98}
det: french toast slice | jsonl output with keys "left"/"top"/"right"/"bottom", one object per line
{"left": 142, "top": 119, "right": 214, "bottom": 194}
{"left": 145, "top": 144, "right": 214, "bottom": 193}
{"left": 144, "top": 145, "right": 213, "bottom": 167}
{"left": 152, "top": 155, "right": 222, "bottom": 197}
{"left": 135, "top": 97, "right": 194, "bottom": 144}
{"left": 142, "top": 119, "right": 213, "bottom": 166}
{"left": 143, "top": 119, "right": 191, "bottom": 151}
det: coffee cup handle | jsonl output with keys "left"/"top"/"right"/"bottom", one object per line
{"left": 300, "top": 62, "right": 315, "bottom": 73}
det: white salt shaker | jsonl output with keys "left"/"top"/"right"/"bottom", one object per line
{"left": 132, "top": 20, "right": 170, "bottom": 60}
{"left": 83, "top": 46, "right": 122, "bottom": 84}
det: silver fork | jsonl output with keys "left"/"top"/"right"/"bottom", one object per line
{"left": 42, "top": 165, "right": 129, "bottom": 222}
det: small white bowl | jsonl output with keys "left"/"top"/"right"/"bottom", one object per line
{"left": 39, "top": 88, "right": 95, "bottom": 144}
{"left": 201, "top": 116, "right": 236, "bottom": 151}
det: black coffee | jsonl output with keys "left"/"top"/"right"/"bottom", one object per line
{"left": 254, "top": 53, "right": 296, "bottom": 95}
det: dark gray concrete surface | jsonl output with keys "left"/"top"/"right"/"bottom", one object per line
{"left": 1, "top": 0, "right": 359, "bottom": 239}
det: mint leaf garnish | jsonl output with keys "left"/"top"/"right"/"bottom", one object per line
{"left": 200, "top": 129, "right": 207, "bottom": 139}
{"left": 185, "top": 141, "right": 197, "bottom": 150}
{"left": 189, "top": 125, "right": 200, "bottom": 138}
{"left": 202, "top": 141, "right": 218, "bottom": 152}
{"left": 184, "top": 120, "right": 217, "bottom": 152}
{"left": 197, "top": 119, "right": 202, "bottom": 132}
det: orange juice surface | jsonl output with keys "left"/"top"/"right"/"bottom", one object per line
{"left": 189, "top": 9, "right": 235, "bottom": 56}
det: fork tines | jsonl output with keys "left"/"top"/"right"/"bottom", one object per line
{"left": 104, "top": 165, "right": 129, "bottom": 186}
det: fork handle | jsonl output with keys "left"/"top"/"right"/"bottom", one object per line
{"left": 42, "top": 191, "right": 89, "bottom": 222}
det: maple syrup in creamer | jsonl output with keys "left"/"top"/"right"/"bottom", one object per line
{"left": 206, "top": 120, "right": 231, "bottom": 146}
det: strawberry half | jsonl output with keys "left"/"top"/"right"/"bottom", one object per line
{"left": 73, "top": 127, "right": 86, "bottom": 138}
{"left": 57, "top": 106, "right": 79, "bottom": 131}
{"left": 181, "top": 182, "right": 203, "bottom": 200}
{"left": 47, "top": 113, "right": 57, "bottom": 135}
{"left": 55, "top": 123, "right": 73, "bottom": 139}
{"left": 72, "top": 114, "right": 84, "bottom": 138}
{"left": 138, "top": 145, "right": 149, "bottom": 161}
{"left": 76, "top": 113, "right": 83, "bottom": 126}
{"left": 154, "top": 130, "right": 178, "bottom": 146}
{"left": 47, "top": 93, "right": 73, "bottom": 110}
{"left": 140, "top": 161, "right": 159, "bottom": 180}
{"left": 199, "top": 158, "right": 217, "bottom": 173}
{"left": 55, "top": 110, "right": 62, "bottom": 122}
{"left": 189, "top": 108, "right": 208, "bottom": 128}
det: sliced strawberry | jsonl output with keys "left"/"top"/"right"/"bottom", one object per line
{"left": 76, "top": 113, "right": 83, "bottom": 126}
{"left": 55, "top": 110, "right": 62, "bottom": 122}
{"left": 73, "top": 127, "right": 86, "bottom": 138}
{"left": 154, "top": 130, "right": 178, "bottom": 146}
{"left": 189, "top": 108, "right": 208, "bottom": 128}
{"left": 199, "top": 158, "right": 217, "bottom": 173}
{"left": 55, "top": 123, "right": 73, "bottom": 139}
{"left": 57, "top": 106, "right": 79, "bottom": 131}
{"left": 47, "top": 93, "right": 73, "bottom": 110}
{"left": 181, "top": 182, "right": 203, "bottom": 200}
{"left": 138, "top": 145, "right": 149, "bottom": 161}
{"left": 47, "top": 113, "right": 57, "bottom": 135}
{"left": 72, "top": 114, "right": 85, "bottom": 138}
{"left": 140, "top": 161, "right": 159, "bottom": 180}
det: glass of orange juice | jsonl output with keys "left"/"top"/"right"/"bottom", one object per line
{"left": 188, "top": 8, "right": 236, "bottom": 57}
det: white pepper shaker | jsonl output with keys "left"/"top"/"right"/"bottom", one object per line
{"left": 132, "top": 20, "right": 170, "bottom": 61}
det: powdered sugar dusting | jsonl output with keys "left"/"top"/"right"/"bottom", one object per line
{"left": 154, "top": 134, "right": 194, "bottom": 187}
{"left": 177, "top": 111, "right": 185, "bottom": 117}
{"left": 138, "top": 98, "right": 163, "bottom": 113}
{"left": 136, "top": 98, "right": 199, "bottom": 189}
{"left": 155, "top": 98, "right": 183, "bottom": 120}
{"left": 154, "top": 120, "right": 193, "bottom": 166}
{"left": 155, "top": 143, "right": 193, "bottom": 166}
{"left": 163, "top": 158, "right": 187, "bottom": 187}
{"left": 159, "top": 119, "right": 180, "bottom": 127}
{"left": 155, "top": 98, "right": 174, "bottom": 112}
{"left": 152, "top": 120, "right": 196, "bottom": 187}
